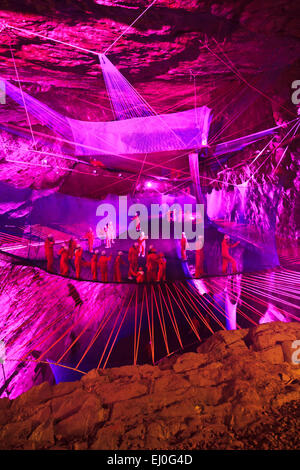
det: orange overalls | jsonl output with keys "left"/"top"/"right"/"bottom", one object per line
{"left": 181, "top": 236, "right": 187, "bottom": 260}
{"left": 157, "top": 257, "right": 167, "bottom": 282}
{"left": 85, "top": 230, "right": 94, "bottom": 253}
{"left": 91, "top": 253, "right": 98, "bottom": 281}
{"left": 44, "top": 239, "right": 54, "bottom": 272}
{"left": 146, "top": 252, "right": 159, "bottom": 282}
{"left": 133, "top": 215, "right": 141, "bottom": 232}
{"left": 74, "top": 247, "right": 83, "bottom": 279}
{"left": 98, "top": 255, "right": 111, "bottom": 282}
{"left": 195, "top": 248, "right": 204, "bottom": 277}
{"left": 113, "top": 255, "right": 124, "bottom": 282}
{"left": 138, "top": 236, "right": 146, "bottom": 256}
{"left": 135, "top": 269, "right": 145, "bottom": 283}
{"left": 195, "top": 238, "right": 204, "bottom": 278}
{"left": 58, "top": 247, "right": 69, "bottom": 276}
{"left": 221, "top": 239, "right": 239, "bottom": 274}
{"left": 128, "top": 245, "right": 139, "bottom": 278}
{"left": 68, "top": 239, "right": 77, "bottom": 259}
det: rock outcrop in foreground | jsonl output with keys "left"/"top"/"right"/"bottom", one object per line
{"left": 0, "top": 321, "right": 300, "bottom": 450}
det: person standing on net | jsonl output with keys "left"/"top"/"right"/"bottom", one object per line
{"left": 157, "top": 253, "right": 167, "bottom": 282}
{"left": 74, "top": 244, "right": 83, "bottom": 280}
{"left": 138, "top": 231, "right": 148, "bottom": 257}
{"left": 113, "top": 251, "right": 125, "bottom": 282}
{"left": 58, "top": 244, "right": 69, "bottom": 276}
{"left": 181, "top": 232, "right": 188, "bottom": 261}
{"left": 195, "top": 235, "right": 204, "bottom": 278}
{"left": 221, "top": 235, "right": 240, "bottom": 274}
{"left": 128, "top": 242, "right": 139, "bottom": 280}
{"left": 85, "top": 227, "right": 94, "bottom": 253}
{"left": 132, "top": 211, "right": 141, "bottom": 232}
{"left": 91, "top": 250, "right": 99, "bottom": 281}
{"left": 98, "top": 250, "right": 112, "bottom": 282}
{"left": 44, "top": 234, "right": 55, "bottom": 273}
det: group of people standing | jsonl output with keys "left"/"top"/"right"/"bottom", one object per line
{"left": 44, "top": 224, "right": 239, "bottom": 283}
{"left": 85, "top": 223, "right": 115, "bottom": 251}
{"left": 44, "top": 227, "right": 168, "bottom": 283}
{"left": 128, "top": 243, "right": 167, "bottom": 283}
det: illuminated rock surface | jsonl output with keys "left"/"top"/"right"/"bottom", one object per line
{"left": 0, "top": 321, "right": 299, "bottom": 450}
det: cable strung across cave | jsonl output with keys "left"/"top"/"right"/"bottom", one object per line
{"left": 1, "top": 267, "right": 298, "bottom": 386}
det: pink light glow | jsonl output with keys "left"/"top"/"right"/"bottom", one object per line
{"left": 259, "top": 303, "right": 290, "bottom": 324}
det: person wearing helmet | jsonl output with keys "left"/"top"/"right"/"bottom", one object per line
{"left": 74, "top": 244, "right": 83, "bottom": 280}
{"left": 181, "top": 232, "right": 188, "bottom": 261}
{"left": 132, "top": 211, "right": 141, "bottom": 232}
{"left": 68, "top": 237, "right": 77, "bottom": 259}
{"left": 58, "top": 244, "right": 69, "bottom": 276}
{"left": 44, "top": 234, "right": 55, "bottom": 273}
{"left": 138, "top": 231, "right": 148, "bottom": 257}
{"left": 113, "top": 251, "right": 125, "bottom": 282}
{"left": 128, "top": 242, "right": 139, "bottom": 279}
{"left": 135, "top": 266, "right": 145, "bottom": 283}
{"left": 157, "top": 253, "right": 167, "bottom": 282}
{"left": 85, "top": 227, "right": 94, "bottom": 253}
{"left": 91, "top": 250, "right": 99, "bottom": 281}
{"left": 146, "top": 247, "right": 159, "bottom": 282}
{"left": 98, "top": 250, "right": 112, "bottom": 282}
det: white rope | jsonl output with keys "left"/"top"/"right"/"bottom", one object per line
{"left": 248, "top": 136, "right": 276, "bottom": 169}
{"left": 271, "top": 120, "right": 300, "bottom": 175}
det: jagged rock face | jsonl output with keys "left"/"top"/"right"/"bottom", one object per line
{"left": 0, "top": 0, "right": 299, "bottom": 192}
{"left": 0, "top": 321, "right": 299, "bottom": 450}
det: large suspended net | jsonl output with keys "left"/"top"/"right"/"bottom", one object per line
{"left": 0, "top": 54, "right": 212, "bottom": 158}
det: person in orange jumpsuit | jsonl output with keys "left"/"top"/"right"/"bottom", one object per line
{"left": 221, "top": 235, "right": 240, "bottom": 274}
{"left": 146, "top": 248, "right": 159, "bottom": 282}
{"left": 85, "top": 227, "right": 94, "bottom": 253}
{"left": 195, "top": 235, "right": 204, "bottom": 278}
{"left": 68, "top": 237, "right": 77, "bottom": 259}
{"left": 44, "top": 234, "right": 55, "bottom": 273}
{"left": 98, "top": 250, "right": 112, "bottom": 282}
{"left": 157, "top": 253, "right": 167, "bottom": 282}
{"left": 58, "top": 244, "right": 69, "bottom": 276}
{"left": 138, "top": 231, "right": 148, "bottom": 257}
{"left": 181, "top": 232, "right": 188, "bottom": 260}
{"left": 113, "top": 251, "right": 125, "bottom": 282}
{"left": 91, "top": 250, "right": 99, "bottom": 281}
{"left": 146, "top": 245, "right": 154, "bottom": 262}
{"left": 74, "top": 244, "right": 83, "bottom": 280}
{"left": 132, "top": 211, "right": 141, "bottom": 232}
{"left": 104, "top": 223, "right": 110, "bottom": 248}
{"left": 128, "top": 242, "right": 139, "bottom": 280}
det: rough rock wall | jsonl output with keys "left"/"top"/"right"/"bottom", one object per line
{"left": 0, "top": 254, "right": 132, "bottom": 399}
{"left": 0, "top": 321, "right": 299, "bottom": 450}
